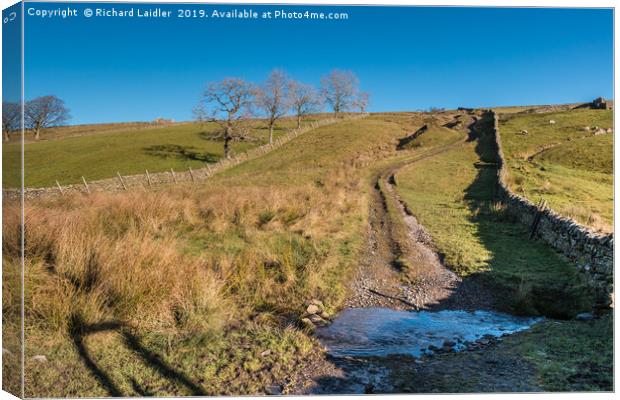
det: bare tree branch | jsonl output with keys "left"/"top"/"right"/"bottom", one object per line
{"left": 2, "top": 101, "right": 20, "bottom": 142}
{"left": 255, "top": 69, "right": 291, "bottom": 144}
{"left": 353, "top": 91, "right": 370, "bottom": 113}
{"left": 24, "top": 95, "right": 70, "bottom": 140}
{"left": 195, "top": 78, "right": 255, "bottom": 158}
{"left": 320, "top": 70, "right": 359, "bottom": 117}
{"left": 288, "top": 80, "right": 322, "bottom": 129}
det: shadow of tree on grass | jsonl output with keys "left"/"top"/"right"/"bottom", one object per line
{"left": 68, "top": 314, "right": 208, "bottom": 397}
{"left": 143, "top": 144, "right": 219, "bottom": 163}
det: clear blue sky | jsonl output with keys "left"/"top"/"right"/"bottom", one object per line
{"left": 23, "top": 2, "right": 613, "bottom": 125}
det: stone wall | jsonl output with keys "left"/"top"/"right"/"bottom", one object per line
{"left": 490, "top": 111, "right": 613, "bottom": 308}
{"left": 3, "top": 114, "right": 368, "bottom": 201}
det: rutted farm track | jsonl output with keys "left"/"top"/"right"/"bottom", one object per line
{"left": 289, "top": 122, "right": 539, "bottom": 394}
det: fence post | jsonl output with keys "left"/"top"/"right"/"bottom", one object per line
{"left": 81, "top": 176, "right": 90, "bottom": 194}
{"left": 117, "top": 172, "right": 127, "bottom": 190}
{"left": 529, "top": 199, "right": 547, "bottom": 239}
{"left": 170, "top": 168, "right": 177, "bottom": 183}
{"left": 188, "top": 167, "right": 195, "bottom": 183}
{"left": 145, "top": 169, "right": 152, "bottom": 187}
{"left": 56, "top": 180, "right": 64, "bottom": 195}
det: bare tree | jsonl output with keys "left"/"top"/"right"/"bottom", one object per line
{"left": 24, "top": 95, "right": 70, "bottom": 140}
{"left": 353, "top": 92, "right": 370, "bottom": 113}
{"left": 288, "top": 80, "right": 322, "bottom": 129}
{"left": 255, "top": 69, "right": 291, "bottom": 144}
{"left": 320, "top": 70, "right": 359, "bottom": 117}
{"left": 195, "top": 78, "right": 255, "bottom": 159}
{"left": 2, "top": 101, "right": 20, "bottom": 142}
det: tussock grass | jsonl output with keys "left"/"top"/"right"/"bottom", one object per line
{"left": 4, "top": 115, "right": 420, "bottom": 396}
{"left": 6, "top": 181, "right": 362, "bottom": 396}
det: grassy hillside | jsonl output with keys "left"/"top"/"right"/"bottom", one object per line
{"left": 6, "top": 114, "right": 457, "bottom": 397}
{"left": 395, "top": 116, "right": 592, "bottom": 317}
{"left": 1, "top": 116, "right": 328, "bottom": 188}
{"left": 394, "top": 116, "right": 610, "bottom": 391}
{"left": 3, "top": 109, "right": 611, "bottom": 396}
{"left": 497, "top": 109, "right": 613, "bottom": 232}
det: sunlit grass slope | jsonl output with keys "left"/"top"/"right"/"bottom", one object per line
{"left": 498, "top": 109, "right": 613, "bottom": 232}
{"left": 5, "top": 114, "right": 430, "bottom": 397}
{"left": 394, "top": 116, "right": 612, "bottom": 390}
{"left": 2, "top": 116, "right": 327, "bottom": 188}
{"left": 395, "top": 118, "right": 592, "bottom": 318}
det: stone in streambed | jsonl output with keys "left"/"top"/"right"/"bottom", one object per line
{"left": 309, "top": 314, "right": 329, "bottom": 327}
{"left": 301, "top": 318, "right": 315, "bottom": 330}
{"left": 306, "top": 304, "right": 321, "bottom": 315}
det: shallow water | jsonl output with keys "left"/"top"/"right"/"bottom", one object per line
{"left": 317, "top": 308, "right": 542, "bottom": 358}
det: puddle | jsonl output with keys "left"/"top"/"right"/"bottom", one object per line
{"left": 317, "top": 308, "right": 542, "bottom": 358}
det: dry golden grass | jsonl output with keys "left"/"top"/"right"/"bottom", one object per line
{"left": 8, "top": 172, "right": 363, "bottom": 339}
{"left": 4, "top": 114, "right": 444, "bottom": 396}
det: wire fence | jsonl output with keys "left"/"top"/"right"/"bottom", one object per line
{"left": 5, "top": 114, "right": 369, "bottom": 200}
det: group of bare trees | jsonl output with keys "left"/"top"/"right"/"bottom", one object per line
{"left": 194, "top": 69, "right": 370, "bottom": 158}
{"left": 2, "top": 95, "right": 70, "bottom": 141}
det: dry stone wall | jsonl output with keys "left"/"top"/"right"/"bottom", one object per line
{"left": 4, "top": 114, "right": 368, "bottom": 201}
{"left": 490, "top": 111, "right": 613, "bottom": 308}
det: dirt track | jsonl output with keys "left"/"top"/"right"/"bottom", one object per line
{"left": 286, "top": 120, "right": 540, "bottom": 395}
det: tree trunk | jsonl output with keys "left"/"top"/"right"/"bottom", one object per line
{"left": 34, "top": 128, "right": 40, "bottom": 140}
{"left": 3, "top": 130, "right": 9, "bottom": 142}
{"left": 269, "top": 123, "right": 274, "bottom": 144}
{"left": 296, "top": 115, "right": 301, "bottom": 129}
{"left": 224, "top": 123, "right": 232, "bottom": 158}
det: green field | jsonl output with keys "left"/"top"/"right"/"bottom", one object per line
{"left": 2, "top": 110, "right": 612, "bottom": 396}
{"left": 2, "top": 116, "right": 328, "bottom": 188}
{"left": 394, "top": 115, "right": 610, "bottom": 391}
{"left": 395, "top": 116, "right": 592, "bottom": 317}
{"left": 498, "top": 109, "right": 613, "bottom": 232}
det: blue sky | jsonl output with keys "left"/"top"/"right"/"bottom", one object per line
{"left": 22, "top": 2, "right": 614, "bottom": 125}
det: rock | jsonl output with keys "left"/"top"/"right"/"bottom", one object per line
{"left": 443, "top": 340, "right": 456, "bottom": 347}
{"left": 606, "top": 128, "right": 612, "bottom": 133}
{"left": 260, "top": 349, "right": 272, "bottom": 357}
{"left": 264, "top": 385, "right": 282, "bottom": 395}
{"left": 310, "top": 299, "right": 325, "bottom": 309}
{"left": 306, "top": 304, "right": 321, "bottom": 315}
{"left": 301, "top": 318, "right": 315, "bottom": 329}
{"left": 549, "top": 120, "right": 556, "bottom": 124}
{"left": 519, "top": 129, "right": 529, "bottom": 135}
{"left": 575, "top": 312, "right": 594, "bottom": 321}
{"left": 319, "top": 311, "right": 331, "bottom": 320}
{"left": 584, "top": 126, "right": 591, "bottom": 131}
{"left": 594, "top": 128, "right": 607, "bottom": 135}
{"left": 309, "top": 314, "right": 329, "bottom": 327}
{"left": 31, "top": 355, "right": 48, "bottom": 362}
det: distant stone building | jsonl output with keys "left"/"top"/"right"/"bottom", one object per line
{"left": 591, "top": 97, "right": 611, "bottom": 110}
{"left": 153, "top": 117, "right": 174, "bottom": 125}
